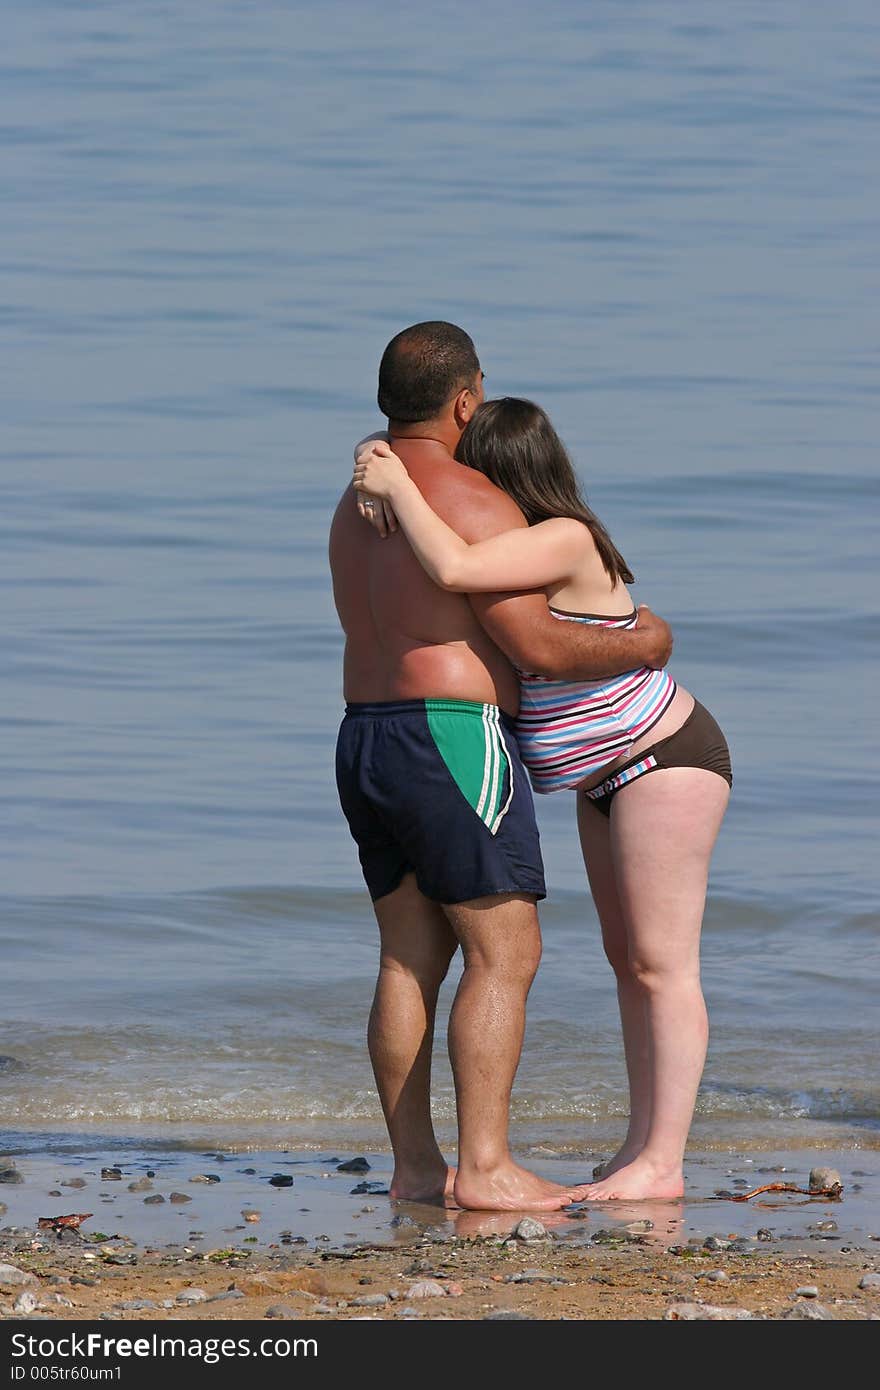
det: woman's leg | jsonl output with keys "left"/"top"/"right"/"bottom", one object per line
{"left": 577, "top": 795, "right": 652, "bottom": 1175}
{"left": 585, "top": 767, "right": 729, "bottom": 1201}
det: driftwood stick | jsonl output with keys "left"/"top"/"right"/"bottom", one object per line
{"left": 717, "top": 1182, "right": 843, "bottom": 1202}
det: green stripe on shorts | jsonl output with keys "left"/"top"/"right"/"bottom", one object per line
{"left": 425, "top": 700, "right": 513, "bottom": 835}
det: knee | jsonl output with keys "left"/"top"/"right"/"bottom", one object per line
{"left": 628, "top": 956, "right": 700, "bottom": 996}
{"left": 464, "top": 936, "right": 541, "bottom": 986}
{"left": 380, "top": 947, "right": 455, "bottom": 995}
{"left": 602, "top": 936, "right": 631, "bottom": 981}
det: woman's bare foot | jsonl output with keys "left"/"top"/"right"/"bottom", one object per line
{"left": 390, "top": 1163, "right": 457, "bottom": 1205}
{"left": 582, "top": 1157, "right": 684, "bottom": 1202}
{"left": 454, "top": 1162, "right": 589, "bottom": 1212}
{"left": 592, "top": 1142, "right": 645, "bottom": 1181}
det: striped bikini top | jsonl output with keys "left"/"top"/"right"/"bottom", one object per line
{"left": 514, "top": 607, "right": 677, "bottom": 795}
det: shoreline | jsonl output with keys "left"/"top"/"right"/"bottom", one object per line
{"left": 1, "top": 1144, "right": 877, "bottom": 1321}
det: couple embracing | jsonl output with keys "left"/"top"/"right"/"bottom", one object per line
{"left": 330, "top": 322, "right": 731, "bottom": 1212}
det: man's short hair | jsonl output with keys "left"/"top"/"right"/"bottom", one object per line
{"left": 377, "top": 321, "right": 480, "bottom": 423}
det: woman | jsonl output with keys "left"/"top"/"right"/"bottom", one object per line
{"left": 353, "top": 398, "right": 732, "bottom": 1201}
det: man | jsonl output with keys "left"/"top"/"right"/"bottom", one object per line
{"left": 329, "top": 322, "right": 672, "bottom": 1211}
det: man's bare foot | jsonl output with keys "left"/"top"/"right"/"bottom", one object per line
{"left": 582, "top": 1157, "right": 684, "bottom": 1202}
{"left": 454, "top": 1162, "right": 590, "bottom": 1212}
{"left": 389, "top": 1163, "right": 457, "bottom": 1205}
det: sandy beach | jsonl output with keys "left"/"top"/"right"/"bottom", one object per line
{"left": 1, "top": 1145, "right": 877, "bottom": 1321}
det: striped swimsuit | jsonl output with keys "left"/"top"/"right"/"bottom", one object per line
{"left": 515, "top": 607, "right": 677, "bottom": 795}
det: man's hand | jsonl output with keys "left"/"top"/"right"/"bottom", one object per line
{"left": 633, "top": 605, "right": 673, "bottom": 669}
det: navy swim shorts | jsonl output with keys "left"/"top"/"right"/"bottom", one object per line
{"left": 336, "top": 699, "right": 546, "bottom": 905}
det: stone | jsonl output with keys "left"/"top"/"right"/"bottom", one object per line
{"left": 13, "top": 1291, "right": 39, "bottom": 1314}
{"left": 705, "top": 1270, "right": 728, "bottom": 1283}
{"left": 396, "top": 1306, "right": 420, "bottom": 1317}
{"left": 63, "top": 1178, "right": 87, "bottom": 1190}
{"left": 352, "top": 1293, "right": 388, "bottom": 1307}
{"left": 808, "top": 1167, "right": 842, "bottom": 1193}
{"left": 350, "top": 1181, "right": 388, "bottom": 1195}
{"left": 100, "top": 1168, "right": 122, "bottom": 1181}
{"left": 265, "top": 1305, "right": 297, "bottom": 1319}
{"left": 406, "top": 1280, "right": 447, "bottom": 1299}
{"left": 858, "top": 1273, "right": 880, "bottom": 1291}
{"left": 505, "top": 1269, "right": 558, "bottom": 1284}
{"left": 143, "top": 1194, "right": 165, "bottom": 1205}
{"left": 190, "top": 1174, "right": 221, "bottom": 1184}
{"left": 0, "top": 1264, "right": 37, "bottom": 1289}
{"left": 336, "top": 1157, "right": 370, "bottom": 1173}
{"left": 207, "top": 1289, "right": 245, "bottom": 1303}
{"left": 513, "top": 1217, "right": 549, "bottom": 1241}
{"left": 0, "top": 1168, "right": 24, "bottom": 1185}
{"left": 269, "top": 1175, "right": 293, "bottom": 1188}
{"left": 169, "top": 1193, "right": 191, "bottom": 1204}
{"left": 176, "top": 1288, "right": 207, "bottom": 1304}
{"left": 756, "top": 1229, "right": 773, "bottom": 1242}
{"left": 114, "top": 1299, "right": 156, "bottom": 1311}
{"left": 703, "top": 1235, "right": 731, "bottom": 1251}
{"left": 485, "top": 1310, "right": 531, "bottom": 1320}
{"left": 665, "top": 1302, "right": 752, "bottom": 1321}
{"left": 795, "top": 1285, "right": 819, "bottom": 1298}
{"left": 242, "top": 1210, "right": 261, "bottom": 1222}
{"left": 313, "top": 1303, "right": 334, "bottom": 1314}
{"left": 127, "top": 1178, "right": 152, "bottom": 1193}
{"left": 784, "top": 1302, "right": 834, "bottom": 1320}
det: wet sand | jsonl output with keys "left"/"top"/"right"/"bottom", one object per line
{"left": 1, "top": 1146, "right": 878, "bottom": 1321}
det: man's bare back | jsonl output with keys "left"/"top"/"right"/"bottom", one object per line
{"left": 330, "top": 437, "right": 525, "bottom": 713}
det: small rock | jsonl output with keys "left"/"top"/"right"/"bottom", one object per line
{"left": 505, "top": 1269, "right": 558, "bottom": 1284}
{"left": 513, "top": 1217, "right": 549, "bottom": 1242}
{"left": 0, "top": 1201, "right": 6, "bottom": 1216}
{"left": 623, "top": 1219, "right": 654, "bottom": 1235}
{"left": 396, "top": 1305, "right": 421, "bottom": 1317}
{"left": 485, "top": 1310, "right": 530, "bottom": 1320}
{"left": 48, "top": 1189, "right": 62, "bottom": 1197}
{"left": 100, "top": 1168, "right": 122, "bottom": 1181}
{"left": 265, "top": 1305, "right": 297, "bottom": 1319}
{"left": 390, "top": 1214, "right": 419, "bottom": 1229}
{"left": 785, "top": 1302, "right": 834, "bottom": 1320}
{"left": 665, "top": 1302, "right": 752, "bottom": 1321}
{"left": 46, "top": 1294, "right": 74, "bottom": 1307}
{"left": 269, "top": 1175, "right": 293, "bottom": 1188}
{"left": 406, "top": 1280, "right": 447, "bottom": 1299}
{"left": 63, "top": 1178, "right": 87, "bottom": 1190}
{"left": 207, "top": 1289, "right": 245, "bottom": 1303}
{"left": 143, "top": 1194, "right": 165, "bottom": 1205}
{"left": 352, "top": 1293, "right": 388, "bottom": 1307}
{"left": 858, "top": 1273, "right": 880, "bottom": 1291}
{"left": 350, "top": 1181, "right": 388, "bottom": 1195}
{"left": 705, "top": 1270, "right": 728, "bottom": 1283}
{"left": 242, "top": 1210, "right": 261, "bottom": 1223}
{"left": 114, "top": 1299, "right": 156, "bottom": 1311}
{"left": 176, "top": 1288, "right": 207, "bottom": 1304}
{"left": 808, "top": 1167, "right": 842, "bottom": 1193}
{"left": 0, "top": 1168, "right": 24, "bottom": 1185}
{"left": 0, "top": 1264, "right": 37, "bottom": 1289}
{"left": 313, "top": 1303, "right": 334, "bottom": 1314}
{"left": 446, "top": 1282, "right": 464, "bottom": 1297}
{"left": 128, "top": 1178, "right": 153, "bottom": 1193}
{"left": 810, "top": 1220, "right": 838, "bottom": 1232}
{"left": 756, "top": 1228, "right": 773, "bottom": 1242}
{"left": 69, "top": 1276, "right": 97, "bottom": 1288}
{"left": 13, "top": 1291, "right": 39, "bottom": 1314}
{"left": 190, "top": 1174, "right": 221, "bottom": 1184}
{"left": 795, "top": 1285, "right": 819, "bottom": 1298}
{"left": 703, "top": 1235, "right": 731, "bottom": 1251}
{"left": 169, "top": 1193, "right": 192, "bottom": 1204}
{"left": 336, "top": 1157, "right": 370, "bottom": 1173}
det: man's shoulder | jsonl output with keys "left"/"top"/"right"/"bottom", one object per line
{"left": 409, "top": 456, "right": 525, "bottom": 538}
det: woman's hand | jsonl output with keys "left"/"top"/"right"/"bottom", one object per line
{"left": 353, "top": 440, "right": 410, "bottom": 501}
{"left": 356, "top": 490, "right": 398, "bottom": 538}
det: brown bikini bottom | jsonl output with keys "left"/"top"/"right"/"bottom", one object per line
{"left": 582, "top": 699, "right": 732, "bottom": 818}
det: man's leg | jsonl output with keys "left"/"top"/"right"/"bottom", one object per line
{"left": 370, "top": 872, "right": 458, "bottom": 1201}
{"left": 444, "top": 892, "right": 589, "bottom": 1212}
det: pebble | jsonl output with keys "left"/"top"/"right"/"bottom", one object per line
{"left": 268, "top": 1175, "right": 293, "bottom": 1188}
{"left": 665, "top": 1302, "right": 752, "bottom": 1321}
{"left": 242, "top": 1211, "right": 261, "bottom": 1223}
{"left": 756, "top": 1229, "right": 773, "bottom": 1242}
{"left": 784, "top": 1302, "right": 834, "bottom": 1320}
{"left": 703, "top": 1235, "right": 732, "bottom": 1252}
{"left": 169, "top": 1193, "right": 192, "bottom": 1204}
{"left": 127, "top": 1178, "right": 152, "bottom": 1193}
{"left": 313, "top": 1303, "right": 334, "bottom": 1314}
{"left": 352, "top": 1293, "right": 388, "bottom": 1307}
{"left": 350, "top": 1181, "right": 389, "bottom": 1195}
{"left": 810, "top": 1220, "right": 838, "bottom": 1232}
{"left": 143, "top": 1194, "right": 165, "bottom": 1205}
{"left": 858, "top": 1273, "right": 880, "bottom": 1291}
{"left": 62, "top": 1178, "right": 87, "bottom": 1190}
{"left": 176, "top": 1288, "right": 207, "bottom": 1304}
{"left": 190, "top": 1174, "right": 221, "bottom": 1184}
{"left": 513, "top": 1217, "right": 549, "bottom": 1242}
{"left": 623, "top": 1219, "right": 654, "bottom": 1235}
{"left": 336, "top": 1157, "right": 370, "bottom": 1173}
{"left": 396, "top": 1306, "right": 421, "bottom": 1317}
{"left": 705, "top": 1270, "right": 728, "bottom": 1283}
{"left": 0, "top": 1202, "right": 6, "bottom": 1216}
{"left": 13, "top": 1291, "right": 39, "bottom": 1315}
{"left": 485, "top": 1310, "right": 530, "bottom": 1320}
{"left": 100, "top": 1168, "right": 122, "bottom": 1181}
{"left": 390, "top": 1214, "right": 419, "bottom": 1229}
{"left": 795, "top": 1285, "right": 819, "bottom": 1299}
{"left": 808, "top": 1167, "right": 842, "bottom": 1192}
{"left": 406, "top": 1280, "right": 447, "bottom": 1299}
{"left": 446, "top": 1282, "right": 464, "bottom": 1297}
{"left": 48, "top": 1189, "right": 62, "bottom": 1197}
{"left": 505, "top": 1269, "right": 558, "bottom": 1284}
{"left": 206, "top": 1289, "right": 245, "bottom": 1303}
{"left": 265, "top": 1305, "right": 297, "bottom": 1319}
{"left": 69, "top": 1276, "right": 97, "bottom": 1288}
{"left": 114, "top": 1299, "right": 156, "bottom": 1311}
{"left": 0, "top": 1168, "right": 24, "bottom": 1185}
{"left": 0, "top": 1264, "right": 37, "bottom": 1289}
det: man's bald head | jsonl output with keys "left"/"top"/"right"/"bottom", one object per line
{"left": 378, "top": 321, "right": 481, "bottom": 425}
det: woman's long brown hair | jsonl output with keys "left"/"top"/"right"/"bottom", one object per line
{"left": 456, "top": 397, "right": 634, "bottom": 585}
